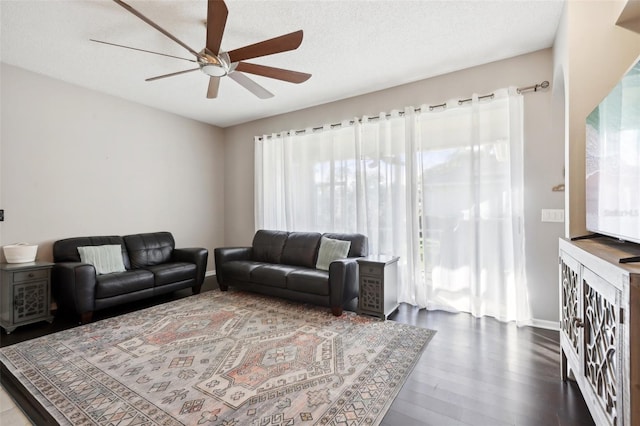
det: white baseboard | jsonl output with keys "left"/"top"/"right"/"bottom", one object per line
{"left": 522, "top": 318, "right": 559, "bottom": 331}
{"left": 205, "top": 270, "right": 216, "bottom": 277}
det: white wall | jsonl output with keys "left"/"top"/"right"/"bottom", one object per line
{"left": 0, "top": 63, "right": 225, "bottom": 271}
{"left": 224, "top": 49, "right": 564, "bottom": 324}
{"left": 555, "top": 0, "right": 640, "bottom": 238}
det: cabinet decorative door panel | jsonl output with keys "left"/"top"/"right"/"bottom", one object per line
{"left": 559, "top": 237, "right": 638, "bottom": 426}
{"left": 560, "top": 253, "right": 582, "bottom": 365}
{"left": 14, "top": 281, "right": 49, "bottom": 323}
{"left": 360, "top": 277, "right": 382, "bottom": 312}
{"left": 582, "top": 267, "right": 622, "bottom": 426}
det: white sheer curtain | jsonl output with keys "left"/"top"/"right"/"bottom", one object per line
{"left": 405, "top": 88, "right": 530, "bottom": 323}
{"left": 255, "top": 88, "right": 531, "bottom": 324}
{"left": 255, "top": 114, "right": 408, "bottom": 259}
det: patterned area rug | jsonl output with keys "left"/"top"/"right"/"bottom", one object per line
{"left": 0, "top": 291, "right": 435, "bottom": 425}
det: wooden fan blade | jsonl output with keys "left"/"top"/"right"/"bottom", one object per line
{"left": 228, "top": 72, "right": 274, "bottom": 99}
{"left": 90, "top": 39, "right": 197, "bottom": 63}
{"left": 113, "top": 0, "right": 201, "bottom": 58}
{"left": 235, "top": 62, "right": 311, "bottom": 84}
{"left": 206, "top": 0, "right": 228, "bottom": 55}
{"left": 228, "top": 30, "right": 303, "bottom": 63}
{"left": 207, "top": 77, "right": 220, "bottom": 99}
{"left": 146, "top": 68, "right": 200, "bottom": 82}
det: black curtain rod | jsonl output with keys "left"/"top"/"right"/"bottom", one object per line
{"left": 258, "top": 80, "right": 550, "bottom": 140}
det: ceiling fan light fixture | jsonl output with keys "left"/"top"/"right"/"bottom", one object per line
{"left": 199, "top": 50, "right": 229, "bottom": 77}
{"left": 201, "top": 63, "right": 227, "bottom": 77}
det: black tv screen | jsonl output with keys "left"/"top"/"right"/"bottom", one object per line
{"left": 585, "top": 57, "right": 640, "bottom": 244}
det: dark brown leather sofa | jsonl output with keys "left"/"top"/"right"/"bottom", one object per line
{"left": 214, "top": 230, "right": 368, "bottom": 316}
{"left": 52, "top": 232, "right": 208, "bottom": 323}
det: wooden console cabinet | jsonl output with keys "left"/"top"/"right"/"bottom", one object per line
{"left": 559, "top": 237, "right": 639, "bottom": 426}
{"left": 0, "top": 262, "right": 54, "bottom": 334}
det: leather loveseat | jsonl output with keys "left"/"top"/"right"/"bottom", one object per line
{"left": 214, "top": 230, "right": 368, "bottom": 316}
{"left": 52, "top": 232, "right": 208, "bottom": 323}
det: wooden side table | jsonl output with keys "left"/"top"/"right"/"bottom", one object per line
{"left": 0, "top": 262, "right": 55, "bottom": 334}
{"left": 357, "top": 255, "right": 400, "bottom": 320}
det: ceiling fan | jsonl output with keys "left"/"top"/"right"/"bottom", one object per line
{"left": 91, "top": 0, "right": 311, "bottom": 99}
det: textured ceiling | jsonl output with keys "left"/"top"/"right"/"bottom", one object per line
{"left": 0, "top": 0, "right": 564, "bottom": 127}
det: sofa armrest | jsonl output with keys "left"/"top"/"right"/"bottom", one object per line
{"left": 214, "top": 247, "right": 252, "bottom": 288}
{"left": 328, "top": 257, "right": 360, "bottom": 311}
{"left": 51, "top": 262, "right": 97, "bottom": 317}
{"left": 215, "top": 247, "right": 252, "bottom": 262}
{"left": 172, "top": 247, "right": 209, "bottom": 287}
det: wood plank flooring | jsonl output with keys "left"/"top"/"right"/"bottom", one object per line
{"left": 383, "top": 306, "right": 594, "bottom": 426}
{"left": 0, "top": 277, "right": 594, "bottom": 426}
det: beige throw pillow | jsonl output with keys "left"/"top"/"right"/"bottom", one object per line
{"left": 77, "top": 245, "right": 126, "bottom": 275}
{"left": 316, "top": 237, "right": 351, "bottom": 271}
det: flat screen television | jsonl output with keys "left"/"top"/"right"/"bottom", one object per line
{"left": 585, "top": 56, "right": 640, "bottom": 245}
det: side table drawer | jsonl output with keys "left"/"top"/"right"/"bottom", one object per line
{"left": 14, "top": 269, "right": 48, "bottom": 283}
{"left": 361, "top": 264, "right": 383, "bottom": 276}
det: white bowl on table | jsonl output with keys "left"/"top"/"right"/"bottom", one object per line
{"left": 3, "top": 243, "right": 38, "bottom": 263}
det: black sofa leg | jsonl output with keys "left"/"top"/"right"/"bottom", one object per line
{"left": 219, "top": 283, "right": 229, "bottom": 291}
{"left": 193, "top": 285, "right": 202, "bottom": 295}
{"left": 331, "top": 307, "right": 343, "bottom": 316}
{"left": 80, "top": 311, "right": 93, "bottom": 324}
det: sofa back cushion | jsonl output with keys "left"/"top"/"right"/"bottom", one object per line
{"left": 124, "top": 232, "right": 175, "bottom": 268}
{"left": 281, "top": 232, "right": 322, "bottom": 268}
{"left": 53, "top": 236, "right": 131, "bottom": 269}
{"left": 252, "top": 230, "right": 289, "bottom": 263}
{"left": 322, "top": 233, "right": 369, "bottom": 257}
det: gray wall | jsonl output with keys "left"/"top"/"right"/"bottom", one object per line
{"left": 0, "top": 63, "right": 226, "bottom": 272}
{"left": 223, "top": 48, "right": 564, "bottom": 326}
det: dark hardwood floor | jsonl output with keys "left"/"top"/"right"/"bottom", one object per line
{"left": 1, "top": 277, "right": 594, "bottom": 426}
{"left": 383, "top": 307, "right": 594, "bottom": 426}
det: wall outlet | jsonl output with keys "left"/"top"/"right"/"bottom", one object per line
{"left": 541, "top": 209, "right": 564, "bottom": 222}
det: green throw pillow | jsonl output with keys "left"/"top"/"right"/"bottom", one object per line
{"left": 316, "top": 237, "right": 351, "bottom": 271}
{"left": 77, "top": 245, "right": 126, "bottom": 275}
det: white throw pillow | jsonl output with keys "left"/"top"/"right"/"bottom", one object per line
{"left": 77, "top": 245, "right": 126, "bottom": 275}
{"left": 316, "top": 237, "right": 351, "bottom": 271}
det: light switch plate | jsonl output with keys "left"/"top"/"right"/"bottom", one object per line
{"left": 541, "top": 209, "right": 564, "bottom": 222}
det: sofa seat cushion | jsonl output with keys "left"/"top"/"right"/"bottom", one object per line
{"left": 146, "top": 262, "right": 196, "bottom": 286}
{"left": 250, "top": 264, "right": 299, "bottom": 288}
{"left": 287, "top": 269, "right": 330, "bottom": 296}
{"left": 221, "top": 261, "right": 264, "bottom": 282}
{"left": 95, "top": 269, "right": 155, "bottom": 299}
